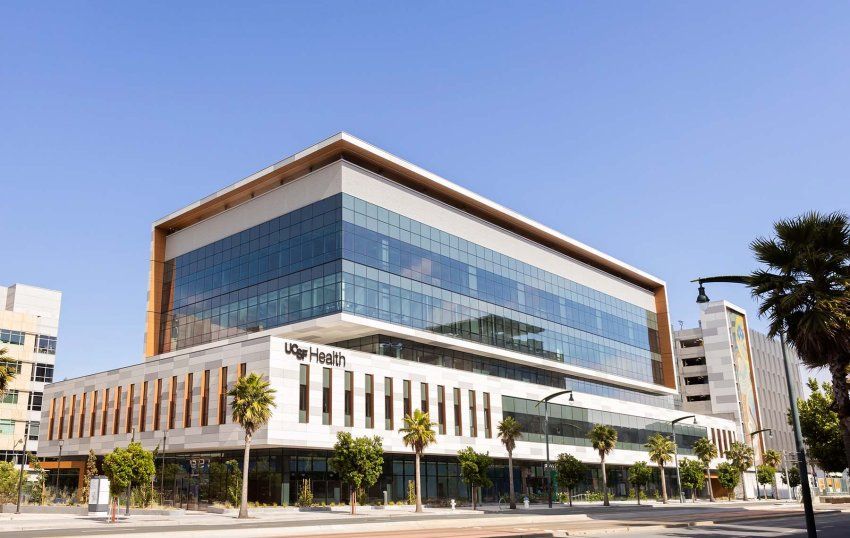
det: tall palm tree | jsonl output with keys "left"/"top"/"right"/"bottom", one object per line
{"left": 646, "top": 433, "right": 676, "bottom": 504}
{"left": 399, "top": 409, "right": 437, "bottom": 513}
{"left": 588, "top": 425, "right": 617, "bottom": 506}
{"left": 497, "top": 417, "right": 522, "bottom": 509}
{"left": 693, "top": 438, "right": 718, "bottom": 502}
{"left": 0, "top": 348, "right": 17, "bottom": 396}
{"left": 763, "top": 449, "right": 783, "bottom": 499}
{"left": 748, "top": 211, "right": 850, "bottom": 471}
{"left": 725, "top": 442, "right": 754, "bottom": 501}
{"left": 228, "top": 372, "right": 276, "bottom": 519}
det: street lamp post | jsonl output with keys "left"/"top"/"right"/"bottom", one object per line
{"left": 671, "top": 415, "right": 697, "bottom": 503}
{"left": 160, "top": 430, "right": 167, "bottom": 504}
{"left": 749, "top": 427, "right": 773, "bottom": 500}
{"left": 54, "top": 439, "right": 64, "bottom": 494}
{"left": 693, "top": 277, "right": 817, "bottom": 538}
{"left": 535, "top": 390, "right": 574, "bottom": 508}
{"left": 15, "top": 422, "right": 30, "bottom": 514}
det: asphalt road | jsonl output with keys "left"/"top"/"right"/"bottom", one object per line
{"left": 584, "top": 510, "right": 850, "bottom": 537}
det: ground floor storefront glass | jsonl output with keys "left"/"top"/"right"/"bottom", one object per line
{"left": 147, "top": 448, "right": 700, "bottom": 507}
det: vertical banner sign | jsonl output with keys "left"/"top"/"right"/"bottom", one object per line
{"left": 727, "top": 309, "right": 761, "bottom": 460}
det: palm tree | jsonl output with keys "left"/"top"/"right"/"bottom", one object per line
{"left": 646, "top": 433, "right": 676, "bottom": 504}
{"left": 399, "top": 409, "right": 437, "bottom": 513}
{"left": 0, "top": 348, "right": 17, "bottom": 396}
{"left": 588, "top": 425, "right": 617, "bottom": 506}
{"left": 763, "top": 449, "right": 783, "bottom": 499}
{"left": 497, "top": 417, "right": 522, "bottom": 509}
{"left": 748, "top": 211, "right": 850, "bottom": 471}
{"left": 725, "top": 442, "right": 754, "bottom": 501}
{"left": 228, "top": 372, "right": 276, "bottom": 519}
{"left": 693, "top": 438, "right": 718, "bottom": 502}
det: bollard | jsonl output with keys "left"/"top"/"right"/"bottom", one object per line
{"left": 383, "top": 490, "right": 388, "bottom": 506}
{"left": 523, "top": 496, "right": 530, "bottom": 509}
{"left": 450, "top": 499, "right": 456, "bottom": 510}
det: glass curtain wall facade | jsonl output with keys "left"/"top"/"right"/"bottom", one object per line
{"left": 158, "top": 193, "right": 664, "bottom": 389}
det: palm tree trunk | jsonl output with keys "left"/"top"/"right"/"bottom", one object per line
{"left": 414, "top": 451, "right": 423, "bottom": 513}
{"left": 706, "top": 468, "right": 715, "bottom": 502}
{"left": 659, "top": 466, "right": 667, "bottom": 504}
{"left": 740, "top": 472, "right": 748, "bottom": 501}
{"left": 601, "top": 457, "right": 609, "bottom": 507}
{"left": 238, "top": 433, "right": 251, "bottom": 519}
{"left": 508, "top": 451, "right": 516, "bottom": 509}
{"left": 829, "top": 361, "right": 850, "bottom": 473}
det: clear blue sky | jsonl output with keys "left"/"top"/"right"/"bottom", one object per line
{"left": 2, "top": 2, "right": 849, "bottom": 382}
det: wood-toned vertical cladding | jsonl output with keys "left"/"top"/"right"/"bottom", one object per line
{"left": 653, "top": 285, "right": 677, "bottom": 390}
{"left": 145, "top": 227, "right": 167, "bottom": 357}
{"left": 47, "top": 398, "right": 56, "bottom": 441}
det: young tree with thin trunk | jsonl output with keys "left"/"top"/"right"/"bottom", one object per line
{"left": 717, "top": 462, "right": 739, "bottom": 500}
{"left": 228, "top": 373, "right": 276, "bottom": 519}
{"left": 555, "top": 453, "right": 586, "bottom": 507}
{"left": 725, "top": 442, "right": 754, "bottom": 501}
{"left": 763, "top": 449, "right": 782, "bottom": 499}
{"left": 399, "top": 409, "right": 436, "bottom": 513}
{"left": 645, "top": 433, "right": 676, "bottom": 504}
{"left": 457, "top": 447, "right": 493, "bottom": 510}
{"left": 748, "top": 211, "right": 850, "bottom": 471}
{"left": 329, "top": 432, "right": 384, "bottom": 515}
{"left": 679, "top": 458, "right": 706, "bottom": 502}
{"left": 497, "top": 417, "right": 522, "bottom": 509}
{"left": 692, "top": 438, "right": 718, "bottom": 502}
{"left": 588, "top": 425, "right": 617, "bottom": 506}
{"left": 628, "top": 461, "right": 652, "bottom": 505}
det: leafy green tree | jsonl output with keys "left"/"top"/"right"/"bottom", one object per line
{"left": 0, "top": 348, "right": 16, "bottom": 396}
{"left": 725, "top": 442, "right": 754, "bottom": 501}
{"left": 627, "top": 461, "right": 652, "bottom": 505}
{"left": 588, "top": 425, "right": 617, "bottom": 506}
{"left": 692, "top": 438, "right": 718, "bottom": 502}
{"left": 748, "top": 211, "right": 850, "bottom": 471}
{"left": 794, "top": 378, "right": 845, "bottom": 472}
{"left": 457, "top": 447, "right": 493, "bottom": 510}
{"left": 645, "top": 433, "right": 676, "bottom": 504}
{"left": 83, "top": 450, "right": 97, "bottom": 503}
{"left": 717, "top": 462, "right": 740, "bottom": 500}
{"left": 555, "top": 453, "right": 587, "bottom": 506}
{"left": 757, "top": 464, "right": 776, "bottom": 497}
{"left": 679, "top": 458, "right": 706, "bottom": 502}
{"left": 399, "top": 409, "right": 437, "bottom": 513}
{"left": 228, "top": 372, "right": 277, "bottom": 519}
{"left": 763, "top": 450, "right": 782, "bottom": 499}
{"left": 497, "top": 417, "right": 522, "bottom": 509}
{"left": 0, "top": 461, "right": 18, "bottom": 504}
{"left": 26, "top": 453, "right": 46, "bottom": 504}
{"left": 781, "top": 466, "right": 801, "bottom": 489}
{"left": 102, "top": 442, "right": 155, "bottom": 514}
{"left": 329, "top": 432, "right": 384, "bottom": 515}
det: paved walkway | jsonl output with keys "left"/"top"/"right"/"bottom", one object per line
{"left": 0, "top": 501, "right": 843, "bottom": 537}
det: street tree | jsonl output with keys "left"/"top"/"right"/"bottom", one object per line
{"left": 627, "top": 461, "right": 653, "bottom": 505}
{"left": 0, "top": 348, "right": 16, "bottom": 396}
{"left": 457, "top": 447, "right": 493, "bottom": 510}
{"left": 83, "top": 449, "right": 97, "bottom": 503}
{"left": 228, "top": 372, "right": 277, "bottom": 519}
{"left": 757, "top": 464, "right": 777, "bottom": 498}
{"left": 102, "top": 442, "right": 155, "bottom": 514}
{"left": 763, "top": 450, "right": 782, "bottom": 499}
{"left": 497, "top": 417, "right": 522, "bottom": 509}
{"left": 328, "top": 432, "right": 384, "bottom": 515}
{"left": 794, "top": 378, "right": 845, "bottom": 472}
{"left": 399, "top": 409, "right": 437, "bottom": 513}
{"left": 588, "top": 425, "right": 617, "bottom": 506}
{"left": 645, "top": 433, "right": 676, "bottom": 504}
{"left": 692, "top": 438, "right": 718, "bottom": 502}
{"left": 748, "top": 211, "right": 850, "bottom": 471}
{"left": 679, "top": 458, "right": 706, "bottom": 502}
{"left": 555, "top": 453, "right": 587, "bottom": 506}
{"left": 717, "top": 462, "right": 740, "bottom": 500}
{"left": 725, "top": 442, "right": 754, "bottom": 501}
{"left": 781, "top": 466, "right": 801, "bottom": 490}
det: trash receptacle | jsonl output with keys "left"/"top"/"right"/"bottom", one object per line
{"left": 88, "top": 475, "right": 110, "bottom": 516}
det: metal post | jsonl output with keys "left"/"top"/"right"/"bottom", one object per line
{"left": 160, "top": 431, "right": 167, "bottom": 504}
{"left": 780, "top": 332, "right": 816, "bottom": 537}
{"left": 544, "top": 400, "right": 551, "bottom": 509}
{"left": 15, "top": 422, "right": 30, "bottom": 514}
{"left": 673, "top": 442, "right": 683, "bottom": 503}
{"left": 54, "top": 440, "right": 64, "bottom": 493}
{"left": 782, "top": 452, "right": 791, "bottom": 501}
{"left": 750, "top": 434, "right": 760, "bottom": 500}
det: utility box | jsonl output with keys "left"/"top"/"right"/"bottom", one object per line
{"left": 88, "top": 476, "right": 110, "bottom": 516}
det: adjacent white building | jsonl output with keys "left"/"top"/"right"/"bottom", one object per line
{"left": 40, "top": 133, "right": 738, "bottom": 506}
{"left": 0, "top": 283, "right": 61, "bottom": 464}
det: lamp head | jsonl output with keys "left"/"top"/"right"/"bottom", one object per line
{"left": 693, "top": 417, "right": 698, "bottom": 425}
{"left": 58, "top": 439, "right": 64, "bottom": 448}
{"left": 696, "top": 283, "right": 710, "bottom": 304}
{"left": 569, "top": 393, "right": 574, "bottom": 402}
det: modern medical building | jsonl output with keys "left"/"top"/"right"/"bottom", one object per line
{"left": 40, "top": 133, "right": 739, "bottom": 505}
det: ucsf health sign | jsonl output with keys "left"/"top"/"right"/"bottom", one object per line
{"left": 284, "top": 341, "right": 347, "bottom": 368}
